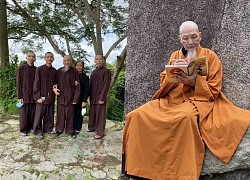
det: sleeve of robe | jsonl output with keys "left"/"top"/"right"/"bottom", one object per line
{"left": 16, "top": 66, "right": 23, "bottom": 99}
{"left": 73, "top": 70, "right": 81, "bottom": 104}
{"left": 82, "top": 74, "right": 89, "bottom": 103}
{"left": 33, "top": 67, "right": 41, "bottom": 101}
{"left": 152, "top": 53, "right": 181, "bottom": 100}
{"left": 183, "top": 51, "right": 223, "bottom": 102}
{"left": 99, "top": 69, "right": 111, "bottom": 102}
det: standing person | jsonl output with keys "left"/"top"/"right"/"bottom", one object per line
{"left": 53, "top": 55, "right": 80, "bottom": 138}
{"left": 122, "top": 21, "right": 250, "bottom": 180}
{"left": 88, "top": 55, "right": 111, "bottom": 139}
{"left": 33, "top": 52, "right": 57, "bottom": 139}
{"left": 73, "top": 60, "right": 89, "bottom": 136}
{"left": 16, "top": 50, "right": 37, "bottom": 136}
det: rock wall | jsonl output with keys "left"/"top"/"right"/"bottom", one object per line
{"left": 125, "top": 0, "right": 250, "bottom": 178}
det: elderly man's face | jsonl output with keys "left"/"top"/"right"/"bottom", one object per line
{"left": 63, "top": 56, "right": 72, "bottom": 67}
{"left": 179, "top": 30, "right": 201, "bottom": 51}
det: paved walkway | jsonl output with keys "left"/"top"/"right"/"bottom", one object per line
{"left": 0, "top": 115, "right": 127, "bottom": 180}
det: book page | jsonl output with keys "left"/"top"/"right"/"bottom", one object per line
{"left": 187, "top": 56, "right": 207, "bottom": 76}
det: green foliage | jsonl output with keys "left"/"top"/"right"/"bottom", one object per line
{"left": 107, "top": 70, "right": 125, "bottom": 121}
{"left": 208, "top": 174, "right": 214, "bottom": 179}
{"left": 83, "top": 175, "right": 97, "bottom": 180}
{"left": 7, "top": 0, "right": 127, "bottom": 61}
{"left": 40, "top": 173, "right": 48, "bottom": 180}
{"left": 0, "top": 55, "right": 19, "bottom": 115}
{"left": 65, "top": 174, "right": 75, "bottom": 180}
{"left": 52, "top": 169, "right": 59, "bottom": 174}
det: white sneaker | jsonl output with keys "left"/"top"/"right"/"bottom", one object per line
{"left": 20, "top": 133, "right": 27, "bottom": 137}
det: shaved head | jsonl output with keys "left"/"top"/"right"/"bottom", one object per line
{"left": 179, "top": 21, "right": 199, "bottom": 35}
{"left": 178, "top": 21, "right": 202, "bottom": 53}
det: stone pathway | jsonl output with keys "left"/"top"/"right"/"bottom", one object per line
{"left": 0, "top": 115, "right": 127, "bottom": 180}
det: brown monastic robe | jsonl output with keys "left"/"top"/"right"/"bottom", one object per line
{"left": 88, "top": 66, "right": 111, "bottom": 136}
{"left": 16, "top": 63, "right": 36, "bottom": 134}
{"left": 55, "top": 66, "right": 80, "bottom": 134}
{"left": 33, "top": 64, "right": 57, "bottom": 134}
{"left": 123, "top": 45, "right": 250, "bottom": 180}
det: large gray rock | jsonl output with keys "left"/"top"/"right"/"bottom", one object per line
{"left": 126, "top": 0, "right": 250, "bottom": 178}
{"left": 201, "top": 128, "right": 250, "bottom": 177}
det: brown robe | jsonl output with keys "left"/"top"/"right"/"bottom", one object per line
{"left": 16, "top": 63, "right": 36, "bottom": 133}
{"left": 88, "top": 66, "right": 111, "bottom": 136}
{"left": 123, "top": 45, "right": 250, "bottom": 179}
{"left": 33, "top": 64, "right": 57, "bottom": 134}
{"left": 55, "top": 66, "right": 80, "bottom": 134}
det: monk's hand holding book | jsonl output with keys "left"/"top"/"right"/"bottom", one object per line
{"left": 165, "top": 56, "right": 206, "bottom": 85}
{"left": 174, "top": 65, "right": 197, "bottom": 87}
{"left": 173, "top": 59, "right": 187, "bottom": 65}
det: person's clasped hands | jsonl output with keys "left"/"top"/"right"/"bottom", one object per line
{"left": 52, "top": 85, "right": 60, "bottom": 95}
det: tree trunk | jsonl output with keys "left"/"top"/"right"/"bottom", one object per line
{"left": 126, "top": 0, "right": 250, "bottom": 177}
{"left": 0, "top": 0, "right": 9, "bottom": 116}
{"left": 110, "top": 46, "right": 126, "bottom": 89}
{"left": 0, "top": 0, "right": 9, "bottom": 66}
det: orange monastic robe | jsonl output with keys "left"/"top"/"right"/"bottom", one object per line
{"left": 123, "top": 45, "right": 250, "bottom": 180}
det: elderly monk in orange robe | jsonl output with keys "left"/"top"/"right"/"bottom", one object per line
{"left": 123, "top": 21, "right": 250, "bottom": 180}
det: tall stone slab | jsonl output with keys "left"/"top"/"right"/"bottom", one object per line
{"left": 125, "top": 0, "right": 225, "bottom": 113}
{"left": 212, "top": 0, "right": 250, "bottom": 109}
{"left": 125, "top": 0, "right": 250, "bottom": 178}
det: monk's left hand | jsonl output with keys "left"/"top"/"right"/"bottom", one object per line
{"left": 174, "top": 70, "right": 197, "bottom": 87}
{"left": 98, "top": 101, "right": 104, "bottom": 104}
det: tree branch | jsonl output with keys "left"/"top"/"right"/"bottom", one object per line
{"left": 45, "top": 34, "right": 66, "bottom": 57}
{"left": 104, "top": 33, "right": 127, "bottom": 60}
{"left": 11, "top": 0, "right": 43, "bottom": 32}
{"left": 10, "top": 0, "right": 66, "bottom": 57}
{"left": 65, "top": 34, "right": 72, "bottom": 57}
{"left": 95, "top": 0, "right": 103, "bottom": 56}
{"left": 110, "top": 45, "right": 126, "bottom": 89}
{"left": 82, "top": 0, "right": 97, "bottom": 22}
{"left": 73, "top": 1, "right": 98, "bottom": 54}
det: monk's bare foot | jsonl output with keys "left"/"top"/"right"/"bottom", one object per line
{"left": 94, "top": 134, "right": 103, "bottom": 139}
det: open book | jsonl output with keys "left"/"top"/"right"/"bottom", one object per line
{"left": 165, "top": 56, "right": 207, "bottom": 82}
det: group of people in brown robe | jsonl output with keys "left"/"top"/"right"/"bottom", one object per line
{"left": 123, "top": 21, "right": 250, "bottom": 180}
{"left": 16, "top": 52, "right": 111, "bottom": 140}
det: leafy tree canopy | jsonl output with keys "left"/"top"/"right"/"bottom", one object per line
{"left": 7, "top": 0, "right": 128, "bottom": 62}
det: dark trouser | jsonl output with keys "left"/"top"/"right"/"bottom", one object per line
{"left": 56, "top": 104, "right": 74, "bottom": 134}
{"left": 88, "top": 103, "right": 107, "bottom": 136}
{"left": 33, "top": 103, "right": 54, "bottom": 134}
{"left": 19, "top": 103, "right": 36, "bottom": 133}
{"left": 73, "top": 104, "right": 83, "bottom": 132}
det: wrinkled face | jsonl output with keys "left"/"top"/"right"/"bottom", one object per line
{"left": 94, "top": 55, "right": 104, "bottom": 68}
{"left": 179, "top": 30, "right": 201, "bottom": 51}
{"left": 44, "top": 53, "right": 54, "bottom": 65}
{"left": 76, "top": 62, "right": 84, "bottom": 73}
{"left": 26, "top": 52, "right": 36, "bottom": 65}
{"left": 63, "top": 56, "right": 72, "bottom": 67}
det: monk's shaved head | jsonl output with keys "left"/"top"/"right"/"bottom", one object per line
{"left": 179, "top": 21, "right": 199, "bottom": 35}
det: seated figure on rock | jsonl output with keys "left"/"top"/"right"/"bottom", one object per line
{"left": 122, "top": 21, "right": 250, "bottom": 180}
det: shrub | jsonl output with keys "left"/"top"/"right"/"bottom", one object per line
{"left": 0, "top": 55, "right": 19, "bottom": 115}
